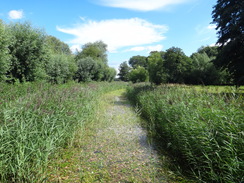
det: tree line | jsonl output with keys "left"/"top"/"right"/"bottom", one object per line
{"left": 119, "top": 0, "right": 244, "bottom": 86}
{"left": 0, "top": 21, "right": 116, "bottom": 83}
{"left": 118, "top": 46, "right": 232, "bottom": 85}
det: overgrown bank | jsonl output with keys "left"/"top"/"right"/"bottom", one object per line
{"left": 0, "top": 81, "right": 126, "bottom": 182}
{"left": 126, "top": 84, "right": 244, "bottom": 183}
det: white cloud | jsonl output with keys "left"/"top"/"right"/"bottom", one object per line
{"left": 96, "top": 0, "right": 192, "bottom": 11}
{"left": 57, "top": 18, "right": 168, "bottom": 52}
{"left": 207, "top": 24, "right": 216, "bottom": 30}
{"left": 196, "top": 24, "right": 217, "bottom": 35}
{"left": 70, "top": 44, "right": 82, "bottom": 53}
{"left": 124, "top": 44, "right": 163, "bottom": 52}
{"left": 8, "top": 10, "right": 24, "bottom": 19}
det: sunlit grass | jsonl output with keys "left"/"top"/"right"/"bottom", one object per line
{"left": 126, "top": 84, "right": 244, "bottom": 183}
{"left": 0, "top": 81, "right": 126, "bottom": 182}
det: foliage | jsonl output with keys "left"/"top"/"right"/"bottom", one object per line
{"left": 129, "top": 55, "right": 148, "bottom": 69}
{"left": 7, "top": 22, "right": 49, "bottom": 82}
{"left": 197, "top": 46, "right": 219, "bottom": 60}
{"left": 75, "top": 41, "right": 115, "bottom": 82}
{"left": 76, "top": 41, "right": 108, "bottom": 64}
{"left": 129, "top": 66, "right": 149, "bottom": 83}
{"left": 147, "top": 51, "right": 167, "bottom": 85}
{"left": 103, "top": 67, "right": 117, "bottom": 82}
{"left": 46, "top": 54, "right": 77, "bottom": 84}
{"left": 0, "top": 20, "right": 11, "bottom": 81}
{"left": 75, "top": 57, "right": 98, "bottom": 82}
{"left": 164, "top": 47, "right": 192, "bottom": 83}
{"left": 45, "top": 35, "right": 72, "bottom": 55}
{"left": 126, "top": 84, "right": 244, "bottom": 183}
{"left": 212, "top": 0, "right": 244, "bottom": 85}
{"left": 188, "top": 52, "right": 231, "bottom": 85}
{"left": 118, "top": 61, "right": 131, "bottom": 81}
{"left": 0, "top": 82, "right": 127, "bottom": 182}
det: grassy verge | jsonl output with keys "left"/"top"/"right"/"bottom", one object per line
{"left": 126, "top": 84, "right": 244, "bottom": 183}
{"left": 0, "top": 81, "right": 126, "bottom": 182}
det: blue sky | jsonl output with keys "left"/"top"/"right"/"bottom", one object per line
{"left": 0, "top": 0, "right": 218, "bottom": 70}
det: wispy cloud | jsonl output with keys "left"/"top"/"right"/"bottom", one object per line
{"left": 8, "top": 10, "right": 24, "bottom": 19}
{"left": 207, "top": 24, "right": 216, "bottom": 30}
{"left": 195, "top": 24, "right": 217, "bottom": 43}
{"left": 95, "top": 0, "right": 192, "bottom": 11}
{"left": 124, "top": 44, "right": 163, "bottom": 52}
{"left": 195, "top": 24, "right": 216, "bottom": 35}
{"left": 57, "top": 18, "right": 168, "bottom": 52}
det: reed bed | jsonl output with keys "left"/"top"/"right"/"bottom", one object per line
{"left": 126, "top": 84, "right": 244, "bottom": 183}
{"left": 0, "top": 81, "right": 126, "bottom": 182}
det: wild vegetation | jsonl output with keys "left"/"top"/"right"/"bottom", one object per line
{"left": 126, "top": 84, "right": 244, "bottom": 182}
{"left": 0, "top": 81, "right": 126, "bottom": 182}
{"left": 0, "top": 21, "right": 116, "bottom": 84}
{"left": 0, "top": 0, "right": 243, "bottom": 182}
{"left": 118, "top": 0, "right": 244, "bottom": 86}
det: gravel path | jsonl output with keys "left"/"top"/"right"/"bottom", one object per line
{"left": 47, "top": 90, "right": 178, "bottom": 182}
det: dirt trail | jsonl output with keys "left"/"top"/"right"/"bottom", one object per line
{"left": 47, "top": 90, "right": 179, "bottom": 182}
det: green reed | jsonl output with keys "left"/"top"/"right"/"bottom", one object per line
{"left": 0, "top": 81, "right": 126, "bottom": 182}
{"left": 126, "top": 84, "right": 243, "bottom": 183}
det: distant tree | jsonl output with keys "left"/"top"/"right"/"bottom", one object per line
{"left": 129, "top": 55, "right": 148, "bottom": 69}
{"left": 197, "top": 46, "right": 219, "bottom": 59}
{"left": 212, "top": 0, "right": 244, "bottom": 85}
{"left": 46, "top": 54, "right": 77, "bottom": 84}
{"left": 74, "top": 41, "right": 112, "bottom": 82}
{"left": 7, "top": 22, "right": 48, "bottom": 82}
{"left": 45, "top": 35, "right": 71, "bottom": 55}
{"left": 0, "top": 20, "right": 11, "bottom": 81}
{"left": 147, "top": 51, "right": 167, "bottom": 85}
{"left": 103, "top": 67, "right": 117, "bottom": 82}
{"left": 129, "top": 66, "right": 149, "bottom": 83}
{"left": 76, "top": 41, "right": 108, "bottom": 64}
{"left": 118, "top": 61, "right": 131, "bottom": 81}
{"left": 75, "top": 57, "right": 98, "bottom": 82}
{"left": 164, "top": 47, "right": 192, "bottom": 83}
{"left": 189, "top": 52, "right": 231, "bottom": 85}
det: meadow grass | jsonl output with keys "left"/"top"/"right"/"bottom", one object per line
{"left": 126, "top": 84, "right": 244, "bottom": 183}
{"left": 0, "top": 81, "right": 126, "bottom": 182}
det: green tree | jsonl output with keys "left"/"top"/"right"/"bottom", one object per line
{"left": 46, "top": 54, "right": 76, "bottom": 84}
{"left": 75, "top": 41, "right": 110, "bottom": 81}
{"left": 197, "top": 46, "right": 219, "bottom": 60}
{"left": 189, "top": 52, "right": 231, "bottom": 85}
{"left": 103, "top": 67, "right": 116, "bottom": 82}
{"left": 76, "top": 41, "right": 108, "bottom": 64}
{"left": 0, "top": 20, "right": 11, "bottom": 81}
{"left": 7, "top": 22, "right": 48, "bottom": 82}
{"left": 129, "top": 55, "right": 148, "bottom": 69}
{"left": 212, "top": 0, "right": 244, "bottom": 85}
{"left": 75, "top": 57, "right": 98, "bottom": 82}
{"left": 147, "top": 51, "right": 167, "bottom": 85}
{"left": 164, "top": 47, "right": 191, "bottom": 83}
{"left": 129, "top": 66, "right": 149, "bottom": 83}
{"left": 45, "top": 35, "right": 71, "bottom": 55}
{"left": 118, "top": 61, "right": 131, "bottom": 81}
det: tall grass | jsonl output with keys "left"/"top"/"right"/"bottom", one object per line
{"left": 126, "top": 84, "right": 244, "bottom": 183}
{"left": 0, "top": 81, "right": 126, "bottom": 182}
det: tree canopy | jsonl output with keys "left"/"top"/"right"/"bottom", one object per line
{"left": 212, "top": 0, "right": 244, "bottom": 85}
{"left": 118, "top": 61, "right": 131, "bottom": 82}
{"left": 0, "top": 21, "right": 116, "bottom": 83}
{"left": 0, "top": 20, "right": 11, "bottom": 81}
